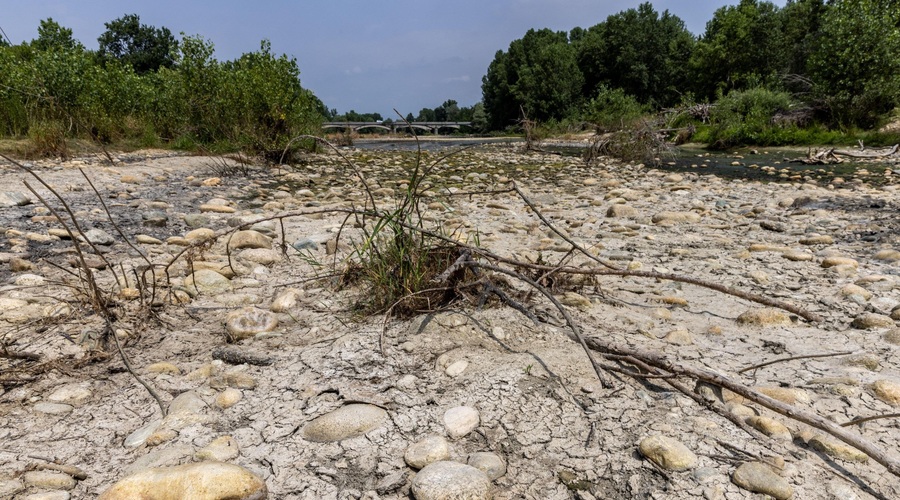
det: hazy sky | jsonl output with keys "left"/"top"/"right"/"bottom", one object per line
{"left": 2, "top": 1, "right": 785, "bottom": 117}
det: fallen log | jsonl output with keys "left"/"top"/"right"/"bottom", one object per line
{"left": 833, "top": 143, "right": 899, "bottom": 158}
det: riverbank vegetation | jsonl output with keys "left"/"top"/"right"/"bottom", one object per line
{"left": 481, "top": 0, "right": 900, "bottom": 148}
{"left": 0, "top": 15, "right": 324, "bottom": 158}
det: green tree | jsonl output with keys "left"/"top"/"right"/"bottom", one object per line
{"left": 576, "top": 3, "right": 694, "bottom": 107}
{"left": 690, "top": 0, "right": 787, "bottom": 99}
{"left": 98, "top": 14, "right": 177, "bottom": 74}
{"left": 33, "top": 18, "right": 83, "bottom": 52}
{"left": 808, "top": 0, "right": 900, "bottom": 126}
{"left": 482, "top": 29, "right": 582, "bottom": 129}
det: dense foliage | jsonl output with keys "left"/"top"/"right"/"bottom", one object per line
{"left": 481, "top": 0, "right": 900, "bottom": 142}
{"left": 0, "top": 15, "right": 323, "bottom": 156}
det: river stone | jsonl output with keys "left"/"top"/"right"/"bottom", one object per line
{"left": 821, "top": 256, "right": 858, "bottom": 268}
{"left": 799, "top": 234, "right": 833, "bottom": 245}
{"left": 225, "top": 307, "right": 278, "bottom": 340}
{"left": 270, "top": 288, "right": 303, "bottom": 313}
{"left": 871, "top": 379, "right": 900, "bottom": 405}
{"left": 731, "top": 462, "right": 792, "bottom": 500}
{"left": 82, "top": 228, "right": 115, "bottom": 246}
{"left": 444, "top": 406, "right": 480, "bottom": 439}
{"left": 9, "top": 257, "right": 34, "bottom": 271}
{"left": 405, "top": 435, "right": 451, "bottom": 469}
{"left": 23, "top": 471, "right": 76, "bottom": 490}
{"left": 216, "top": 388, "right": 243, "bottom": 409}
{"left": 0, "top": 191, "right": 31, "bottom": 207}
{"left": 124, "top": 419, "right": 162, "bottom": 448}
{"left": 445, "top": 360, "right": 469, "bottom": 377}
{"left": 873, "top": 249, "right": 900, "bottom": 262}
{"left": 745, "top": 416, "right": 792, "bottom": 441}
{"left": 782, "top": 250, "right": 813, "bottom": 262}
{"left": 183, "top": 214, "right": 211, "bottom": 228}
{"left": 560, "top": 291, "right": 591, "bottom": 310}
{"left": 238, "top": 248, "right": 281, "bottom": 266}
{"left": 0, "top": 478, "right": 25, "bottom": 497}
{"left": 184, "top": 269, "right": 232, "bottom": 295}
{"left": 606, "top": 204, "right": 637, "bottom": 218}
{"left": 467, "top": 452, "right": 507, "bottom": 480}
{"left": 195, "top": 435, "right": 239, "bottom": 462}
{"left": 302, "top": 404, "right": 387, "bottom": 442}
{"left": 185, "top": 228, "right": 216, "bottom": 243}
{"left": 808, "top": 435, "right": 868, "bottom": 462}
{"left": 98, "top": 462, "right": 267, "bottom": 500}
{"left": 411, "top": 461, "right": 492, "bottom": 500}
{"left": 228, "top": 230, "right": 272, "bottom": 250}
{"left": 756, "top": 387, "right": 809, "bottom": 405}
{"left": 200, "top": 204, "right": 235, "bottom": 213}
{"left": 852, "top": 313, "right": 895, "bottom": 329}
{"left": 47, "top": 383, "right": 92, "bottom": 406}
{"left": 663, "top": 328, "right": 693, "bottom": 345}
{"left": 638, "top": 435, "right": 698, "bottom": 471}
{"left": 841, "top": 284, "right": 873, "bottom": 301}
{"left": 736, "top": 308, "right": 791, "bottom": 326}
{"left": 33, "top": 402, "right": 73, "bottom": 415}
{"left": 23, "top": 491, "right": 71, "bottom": 500}
{"left": 651, "top": 211, "right": 701, "bottom": 224}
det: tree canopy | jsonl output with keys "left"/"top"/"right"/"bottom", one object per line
{"left": 97, "top": 14, "right": 178, "bottom": 74}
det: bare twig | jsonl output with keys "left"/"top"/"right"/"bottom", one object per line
{"left": 739, "top": 351, "right": 855, "bottom": 374}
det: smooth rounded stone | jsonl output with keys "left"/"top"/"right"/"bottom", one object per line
{"left": 22, "top": 470, "right": 76, "bottom": 490}
{"left": 225, "top": 307, "right": 278, "bottom": 340}
{"left": 663, "top": 328, "right": 693, "bottom": 345}
{"left": 411, "top": 461, "right": 492, "bottom": 500}
{"left": 445, "top": 360, "right": 469, "bottom": 377}
{"left": 202, "top": 177, "right": 222, "bottom": 186}
{"left": 799, "top": 234, "right": 833, "bottom": 245}
{"left": 731, "top": 462, "right": 793, "bottom": 500}
{"left": 405, "top": 435, "right": 452, "bottom": 469}
{"left": 444, "top": 406, "right": 480, "bottom": 439}
{"left": 873, "top": 249, "right": 900, "bottom": 262}
{"left": 238, "top": 248, "right": 282, "bottom": 266}
{"left": 81, "top": 228, "right": 115, "bottom": 245}
{"left": 782, "top": 249, "right": 813, "bottom": 261}
{"left": 33, "top": 402, "right": 73, "bottom": 415}
{"left": 852, "top": 313, "right": 895, "bottom": 330}
{"left": 146, "top": 362, "right": 180, "bottom": 375}
{"left": 189, "top": 261, "right": 237, "bottom": 279}
{"left": 302, "top": 404, "right": 388, "bottom": 442}
{"left": 638, "top": 435, "right": 698, "bottom": 471}
{"left": 736, "top": 308, "right": 791, "bottom": 327}
{"left": 756, "top": 386, "right": 809, "bottom": 405}
{"left": 216, "top": 388, "right": 243, "bottom": 409}
{"left": 748, "top": 270, "right": 769, "bottom": 284}
{"left": 270, "top": 288, "right": 303, "bottom": 313}
{"left": 560, "top": 291, "right": 591, "bottom": 310}
{"left": 0, "top": 191, "right": 31, "bottom": 207}
{"left": 22, "top": 492, "right": 71, "bottom": 500}
{"left": 184, "top": 269, "right": 232, "bottom": 295}
{"left": 844, "top": 353, "right": 881, "bottom": 371}
{"left": 98, "top": 462, "right": 267, "bottom": 500}
{"left": 199, "top": 204, "right": 236, "bottom": 213}
{"left": 893, "top": 307, "right": 900, "bottom": 321}
{"left": 291, "top": 238, "right": 318, "bottom": 251}
{"left": 228, "top": 230, "right": 272, "bottom": 250}
{"left": 15, "top": 273, "right": 46, "bottom": 286}
{"left": 606, "top": 204, "right": 637, "bottom": 218}
{"left": 185, "top": 228, "right": 216, "bottom": 242}
{"left": 47, "top": 383, "right": 92, "bottom": 406}
{"left": 183, "top": 214, "right": 211, "bottom": 228}
{"left": 9, "top": 256, "right": 34, "bottom": 271}
{"left": 195, "top": 435, "right": 239, "bottom": 462}
{"left": 821, "top": 256, "right": 858, "bottom": 269}
{"left": 745, "top": 416, "right": 792, "bottom": 441}
{"left": 467, "top": 452, "right": 507, "bottom": 480}
{"left": 0, "top": 297, "right": 28, "bottom": 311}
{"left": 146, "top": 429, "right": 178, "bottom": 447}
{"left": 841, "top": 283, "right": 873, "bottom": 300}
{"left": 651, "top": 211, "right": 701, "bottom": 224}
{"left": 808, "top": 435, "right": 868, "bottom": 462}
{"left": 748, "top": 243, "right": 790, "bottom": 253}
{"left": 124, "top": 419, "right": 162, "bottom": 448}
{"left": 885, "top": 328, "right": 900, "bottom": 344}
{"left": 870, "top": 379, "right": 900, "bottom": 405}
{"left": 219, "top": 372, "right": 258, "bottom": 390}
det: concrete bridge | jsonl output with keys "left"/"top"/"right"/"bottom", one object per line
{"left": 322, "top": 121, "right": 472, "bottom": 134}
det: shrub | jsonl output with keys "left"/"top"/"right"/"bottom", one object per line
{"left": 584, "top": 86, "right": 646, "bottom": 132}
{"left": 705, "top": 87, "right": 795, "bottom": 148}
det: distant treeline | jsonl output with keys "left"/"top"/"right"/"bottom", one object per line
{"left": 482, "top": 0, "right": 900, "bottom": 143}
{"left": 0, "top": 15, "right": 325, "bottom": 156}
{"left": 329, "top": 100, "right": 488, "bottom": 131}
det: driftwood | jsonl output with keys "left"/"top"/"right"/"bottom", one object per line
{"left": 834, "top": 143, "right": 899, "bottom": 158}
{"left": 788, "top": 148, "right": 842, "bottom": 165}
{"left": 790, "top": 143, "right": 900, "bottom": 165}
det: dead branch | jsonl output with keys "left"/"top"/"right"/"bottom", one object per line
{"left": 842, "top": 413, "right": 900, "bottom": 428}
{"left": 834, "top": 144, "right": 899, "bottom": 159}
{"left": 584, "top": 336, "right": 900, "bottom": 479}
{"left": 738, "top": 350, "right": 855, "bottom": 374}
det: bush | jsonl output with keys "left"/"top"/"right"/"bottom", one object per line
{"left": 584, "top": 86, "right": 646, "bottom": 132}
{"left": 704, "top": 87, "right": 795, "bottom": 148}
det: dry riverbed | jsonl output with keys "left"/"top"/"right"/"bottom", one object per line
{"left": 0, "top": 145, "right": 899, "bottom": 499}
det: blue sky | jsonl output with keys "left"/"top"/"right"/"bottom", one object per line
{"left": 2, "top": 1, "right": 784, "bottom": 117}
